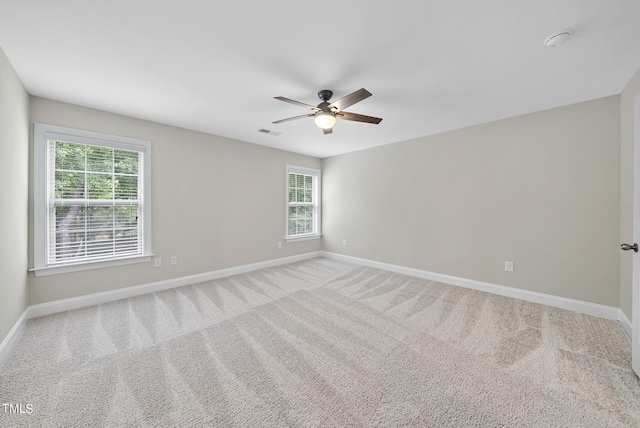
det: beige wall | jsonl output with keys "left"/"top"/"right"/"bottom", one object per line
{"left": 0, "top": 60, "right": 631, "bottom": 344}
{"left": 323, "top": 96, "right": 621, "bottom": 307}
{"left": 0, "top": 46, "right": 30, "bottom": 340}
{"left": 620, "top": 67, "right": 640, "bottom": 320}
{"left": 29, "top": 97, "right": 321, "bottom": 305}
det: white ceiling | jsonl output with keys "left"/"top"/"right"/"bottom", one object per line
{"left": 1, "top": 1, "right": 640, "bottom": 158}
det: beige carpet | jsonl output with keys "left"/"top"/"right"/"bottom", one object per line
{"left": 1, "top": 257, "right": 639, "bottom": 426}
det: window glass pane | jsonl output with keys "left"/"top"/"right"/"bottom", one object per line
{"left": 304, "top": 189, "right": 312, "bottom": 202}
{"left": 87, "top": 173, "right": 113, "bottom": 199}
{"left": 86, "top": 238, "right": 114, "bottom": 257}
{"left": 87, "top": 206, "right": 114, "bottom": 230}
{"left": 86, "top": 146, "right": 113, "bottom": 173}
{"left": 54, "top": 206, "right": 86, "bottom": 261}
{"left": 295, "top": 219, "right": 310, "bottom": 234}
{"left": 115, "top": 206, "right": 138, "bottom": 227}
{"left": 289, "top": 173, "right": 296, "bottom": 188}
{"left": 115, "top": 233, "right": 139, "bottom": 253}
{"left": 304, "top": 175, "right": 312, "bottom": 188}
{"left": 55, "top": 171, "right": 85, "bottom": 199}
{"left": 115, "top": 175, "right": 138, "bottom": 199}
{"left": 114, "top": 150, "right": 138, "bottom": 174}
{"left": 55, "top": 141, "right": 85, "bottom": 171}
{"left": 55, "top": 205, "right": 86, "bottom": 233}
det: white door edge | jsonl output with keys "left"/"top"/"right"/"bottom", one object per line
{"left": 632, "top": 92, "right": 640, "bottom": 377}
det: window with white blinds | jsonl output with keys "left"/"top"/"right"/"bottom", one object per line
{"left": 286, "top": 165, "right": 321, "bottom": 239}
{"left": 33, "top": 124, "right": 152, "bottom": 276}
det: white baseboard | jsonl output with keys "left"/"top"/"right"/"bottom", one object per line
{"left": 0, "top": 250, "right": 631, "bottom": 364}
{"left": 321, "top": 251, "right": 622, "bottom": 322}
{"left": 0, "top": 251, "right": 321, "bottom": 363}
{"left": 619, "top": 309, "right": 632, "bottom": 337}
{"left": 0, "top": 309, "right": 29, "bottom": 363}
{"left": 28, "top": 251, "right": 322, "bottom": 319}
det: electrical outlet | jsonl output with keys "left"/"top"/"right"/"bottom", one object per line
{"left": 154, "top": 258, "right": 162, "bottom": 268}
{"left": 342, "top": 239, "right": 347, "bottom": 246}
{"left": 170, "top": 256, "right": 178, "bottom": 265}
{"left": 505, "top": 261, "right": 514, "bottom": 272}
{"left": 277, "top": 241, "right": 282, "bottom": 249}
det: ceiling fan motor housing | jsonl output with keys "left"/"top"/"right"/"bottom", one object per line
{"left": 317, "top": 101, "right": 333, "bottom": 112}
{"left": 317, "top": 90, "right": 333, "bottom": 102}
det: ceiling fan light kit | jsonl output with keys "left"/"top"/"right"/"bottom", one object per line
{"left": 273, "top": 88, "right": 382, "bottom": 135}
{"left": 314, "top": 112, "right": 337, "bottom": 129}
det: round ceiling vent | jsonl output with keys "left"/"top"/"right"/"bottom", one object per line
{"left": 544, "top": 30, "right": 572, "bottom": 47}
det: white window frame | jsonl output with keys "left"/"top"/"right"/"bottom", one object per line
{"left": 32, "top": 123, "right": 152, "bottom": 276}
{"left": 286, "top": 165, "right": 321, "bottom": 241}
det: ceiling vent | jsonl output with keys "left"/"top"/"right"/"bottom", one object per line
{"left": 258, "top": 129, "right": 282, "bottom": 136}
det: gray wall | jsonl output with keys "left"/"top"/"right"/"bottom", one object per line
{"left": 29, "top": 97, "right": 321, "bottom": 305}
{"left": 0, "top": 46, "right": 30, "bottom": 341}
{"left": 322, "top": 96, "right": 621, "bottom": 307}
{"left": 620, "top": 67, "right": 640, "bottom": 320}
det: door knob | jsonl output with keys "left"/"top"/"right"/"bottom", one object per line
{"left": 621, "top": 243, "right": 638, "bottom": 252}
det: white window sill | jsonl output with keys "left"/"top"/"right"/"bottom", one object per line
{"left": 29, "top": 254, "right": 153, "bottom": 277}
{"left": 285, "top": 234, "right": 322, "bottom": 243}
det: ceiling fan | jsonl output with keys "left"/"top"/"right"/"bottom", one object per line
{"left": 273, "top": 88, "right": 382, "bottom": 135}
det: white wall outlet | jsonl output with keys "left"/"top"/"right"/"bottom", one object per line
{"left": 277, "top": 241, "right": 282, "bottom": 249}
{"left": 154, "top": 258, "right": 162, "bottom": 268}
{"left": 505, "top": 261, "right": 514, "bottom": 272}
{"left": 342, "top": 239, "right": 347, "bottom": 246}
{"left": 170, "top": 256, "right": 178, "bottom": 265}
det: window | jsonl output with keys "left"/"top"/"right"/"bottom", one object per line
{"left": 33, "top": 124, "right": 152, "bottom": 276}
{"left": 286, "top": 165, "right": 321, "bottom": 240}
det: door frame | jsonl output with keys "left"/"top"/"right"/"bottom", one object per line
{"left": 633, "top": 93, "right": 640, "bottom": 376}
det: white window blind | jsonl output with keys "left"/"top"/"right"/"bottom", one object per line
{"left": 47, "top": 141, "right": 142, "bottom": 264}
{"left": 286, "top": 165, "right": 320, "bottom": 239}
{"left": 33, "top": 124, "right": 152, "bottom": 275}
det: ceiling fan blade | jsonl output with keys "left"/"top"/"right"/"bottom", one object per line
{"left": 272, "top": 113, "right": 315, "bottom": 124}
{"left": 323, "top": 127, "right": 333, "bottom": 135}
{"left": 329, "top": 88, "right": 372, "bottom": 111}
{"left": 338, "top": 111, "right": 383, "bottom": 124}
{"left": 274, "top": 96, "right": 319, "bottom": 111}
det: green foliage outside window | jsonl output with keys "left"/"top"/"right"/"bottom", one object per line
{"left": 52, "top": 141, "right": 141, "bottom": 261}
